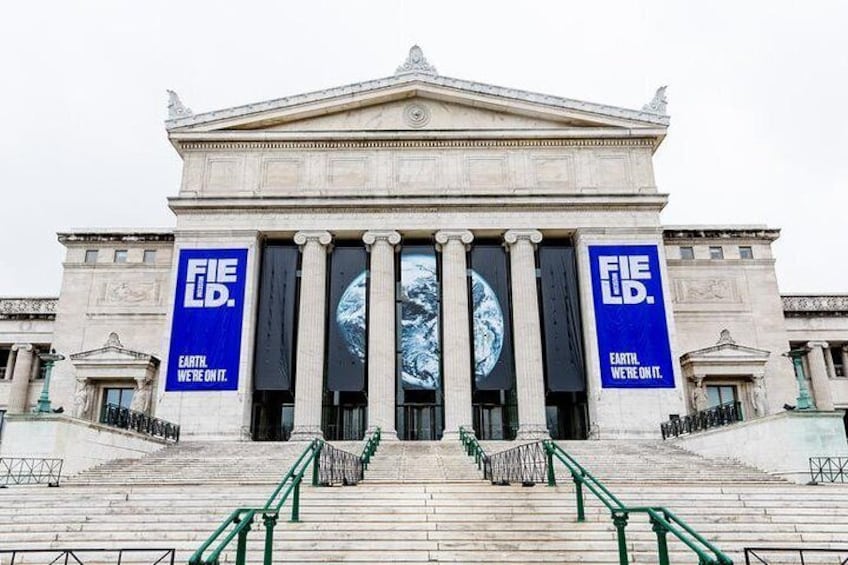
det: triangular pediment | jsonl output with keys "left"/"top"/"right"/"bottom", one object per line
{"left": 166, "top": 73, "right": 669, "bottom": 138}
{"left": 70, "top": 333, "right": 159, "bottom": 367}
{"left": 681, "top": 330, "right": 770, "bottom": 367}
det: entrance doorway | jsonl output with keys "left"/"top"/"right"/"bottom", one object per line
{"left": 322, "top": 391, "right": 367, "bottom": 441}
{"left": 397, "top": 389, "right": 443, "bottom": 440}
{"left": 546, "top": 391, "right": 588, "bottom": 440}
{"left": 251, "top": 391, "right": 294, "bottom": 441}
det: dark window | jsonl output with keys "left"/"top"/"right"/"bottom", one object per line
{"left": 143, "top": 250, "right": 156, "bottom": 264}
{"left": 709, "top": 246, "right": 724, "bottom": 260}
{"left": 706, "top": 385, "right": 737, "bottom": 408}
{"left": 739, "top": 246, "right": 754, "bottom": 260}
{"left": 84, "top": 250, "right": 98, "bottom": 264}
{"left": 680, "top": 246, "right": 695, "bottom": 260}
{"left": 114, "top": 250, "right": 128, "bottom": 263}
{"left": 100, "top": 387, "right": 134, "bottom": 421}
{"left": 832, "top": 347, "right": 845, "bottom": 378}
{"left": 0, "top": 409, "right": 5, "bottom": 434}
{"left": 0, "top": 348, "right": 9, "bottom": 380}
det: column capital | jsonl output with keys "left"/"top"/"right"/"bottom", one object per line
{"left": 293, "top": 230, "right": 332, "bottom": 247}
{"left": 11, "top": 343, "right": 33, "bottom": 353}
{"left": 362, "top": 230, "right": 401, "bottom": 249}
{"left": 435, "top": 230, "right": 473, "bottom": 247}
{"left": 806, "top": 340, "right": 830, "bottom": 350}
{"left": 503, "top": 229, "right": 543, "bottom": 247}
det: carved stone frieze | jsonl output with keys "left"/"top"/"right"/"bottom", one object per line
{"left": 0, "top": 298, "right": 58, "bottom": 320}
{"left": 674, "top": 278, "right": 739, "bottom": 303}
{"left": 98, "top": 281, "right": 160, "bottom": 305}
{"left": 782, "top": 295, "right": 848, "bottom": 317}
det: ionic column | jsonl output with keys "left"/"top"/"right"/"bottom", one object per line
{"left": 363, "top": 230, "right": 401, "bottom": 440}
{"left": 504, "top": 230, "right": 549, "bottom": 440}
{"left": 806, "top": 341, "right": 834, "bottom": 411}
{"left": 290, "top": 231, "right": 332, "bottom": 440}
{"left": 435, "top": 230, "right": 474, "bottom": 441}
{"left": 8, "top": 344, "right": 34, "bottom": 414}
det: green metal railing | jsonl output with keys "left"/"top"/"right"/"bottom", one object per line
{"left": 189, "top": 428, "right": 381, "bottom": 565}
{"left": 543, "top": 440, "right": 733, "bottom": 565}
{"left": 458, "top": 427, "right": 491, "bottom": 480}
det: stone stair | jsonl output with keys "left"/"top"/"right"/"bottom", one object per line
{"left": 2, "top": 439, "right": 848, "bottom": 564}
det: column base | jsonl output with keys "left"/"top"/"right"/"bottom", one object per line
{"left": 368, "top": 426, "right": 398, "bottom": 441}
{"left": 441, "top": 426, "right": 472, "bottom": 442}
{"left": 516, "top": 424, "right": 550, "bottom": 441}
{"left": 288, "top": 426, "right": 324, "bottom": 441}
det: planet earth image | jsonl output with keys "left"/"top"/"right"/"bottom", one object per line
{"left": 335, "top": 254, "right": 505, "bottom": 388}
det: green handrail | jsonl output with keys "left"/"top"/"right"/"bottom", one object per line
{"left": 360, "top": 427, "right": 381, "bottom": 470}
{"left": 190, "top": 429, "right": 382, "bottom": 565}
{"left": 543, "top": 441, "right": 733, "bottom": 565}
{"left": 459, "top": 426, "right": 491, "bottom": 479}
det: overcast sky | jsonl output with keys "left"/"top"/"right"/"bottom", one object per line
{"left": 1, "top": 1, "right": 846, "bottom": 296}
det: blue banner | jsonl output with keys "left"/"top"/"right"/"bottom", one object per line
{"left": 589, "top": 245, "right": 674, "bottom": 389}
{"left": 166, "top": 248, "right": 248, "bottom": 392}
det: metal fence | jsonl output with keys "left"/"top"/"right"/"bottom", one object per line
{"left": 0, "top": 458, "right": 63, "bottom": 487}
{"left": 101, "top": 404, "right": 180, "bottom": 442}
{"left": 488, "top": 440, "right": 548, "bottom": 485}
{"left": 745, "top": 547, "right": 848, "bottom": 565}
{"left": 0, "top": 548, "right": 175, "bottom": 565}
{"left": 660, "top": 401, "right": 743, "bottom": 439}
{"left": 317, "top": 442, "right": 363, "bottom": 486}
{"left": 810, "top": 457, "right": 848, "bottom": 484}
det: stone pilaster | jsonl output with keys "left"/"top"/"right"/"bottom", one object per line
{"left": 824, "top": 346, "right": 837, "bottom": 379}
{"left": 842, "top": 345, "right": 848, "bottom": 378}
{"left": 806, "top": 341, "right": 834, "bottom": 411}
{"left": 435, "top": 230, "right": 474, "bottom": 441}
{"left": 8, "top": 344, "right": 34, "bottom": 414}
{"left": 363, "top": 230, "right": 401, "bottom": 440}
{"left": 290, "top": 231, "right": 332, "bottom": 440}
{"left": 3, "top": 348, "right": 15, "bottom": 381}
{"left": 504, "top": 229, "right": 549, "bottom": 440}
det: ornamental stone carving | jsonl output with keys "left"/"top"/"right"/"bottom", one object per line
{"left": 362, "top": 230, "right": 401, "bottom": 249}
{"left": 503, "top": 229, "right": 543, "bottom": 247}
{"left": 690, "top": 376, "right": 708, "bottom": 412}
{"left": 100, "top": 281, "right": 159, "bottom": 305}
{"left": 166, "top": 89, "right": 193, "bottom": 119}
{"left": 403, "top": 103, "right": 431, "bottom": 128}
{"left": 0, "top": 298, "right": 57, "bottom": 320}
{"left": 782, "top": 295, "right": 848, "bottom": 317}
{"left": 130, "top": 377, "right": 154, "bottom": 414}
{"left": 72, "top": 378, "right": 95, "bottom": 420}
{"left": 751, "top": 374, "right": 767, "bottom": 417}
{"left": 642, "top": 86, "right": 668, "bottom": 115}
{"left": 395, "top": 45, "right": 438, "bottom": 76}
{"left": 676, "top": 278, "right": 737, "bottom": 303}
{"left": 435, "top": 230, "right": 474, "bottom": 250}
{"left": 293, "top": 231, "right": 333, "bottom": 247}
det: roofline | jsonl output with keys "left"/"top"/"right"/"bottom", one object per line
{"left": 165, "top": 72, "right": 670, "bottom": 132}
{"left": 57, "top": 229, "right": 175, "bottom": 244}
{"left": 663, "top": 226, "right": 780, "bottom": 241}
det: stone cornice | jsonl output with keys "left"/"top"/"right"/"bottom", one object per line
{"left": 173, "top": 137, "right": 658, "bottom": 151}
{"left": 58, "top": 231, "right": 175, "bottom": 244}
{"left": 663, "top": 226, "right": 780, "bottom": 242}
{"left": 0, "top": 298, "right": 58, "bottom": 320}
{"left": 782, "top": 295, "right": 848, "bottom": 318}
{"left": 169, "top": 194, "right": 668, "bottom": 214}
{"left": 165, "top": 73, "right": 669, "bottom": 132}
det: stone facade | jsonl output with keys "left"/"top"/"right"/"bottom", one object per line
{"left": 1, "top": 48, "right": 846, "bottom": 443}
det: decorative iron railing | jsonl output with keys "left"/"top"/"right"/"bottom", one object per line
{"left": 102, "top": 403, "right": 180, "bottom": 442}
{"left": 744, "top": 547, "right": 848, "bottom": 565}
{"left": 660, "top": 401, "right": 743, "bottom": 439}
{"left": 0, "top": 548, "right": 175, "bottom": 565}
{"left": 488, "top": 440, "right": 548, "bottom": 485}
{"left": 544, "top": 441, "right": 733, "bottom": 565}
{"left": 810, "top": 457, "right": 848, "bottom": 484}
{"left": 251, "top": 424, "right": 292, "bottom": 442}
{"left": 190, "top": 429, "right": 382, "bottom": 565}
{"left": 0, "top": 457, "right": 63, "bottom": 487}
{"left": 317, "top": 442, "right": 363, "bottom": 486}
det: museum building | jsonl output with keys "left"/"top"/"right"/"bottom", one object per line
{"left": 1, "top": 47, "right": 847, "bottom": 444}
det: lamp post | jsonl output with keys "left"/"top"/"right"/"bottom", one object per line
{"left": 35, "top": 349, "right": 65, "bottom": 414}
{"left": 783, "top": 349, "right": 815, "bottom": 410}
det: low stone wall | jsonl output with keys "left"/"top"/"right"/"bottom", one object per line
{"left": 672, "top": 410, "right": 848, "bottom": 483}
{"left": 0, "top": 414, "right": 167, "bottom": 477}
